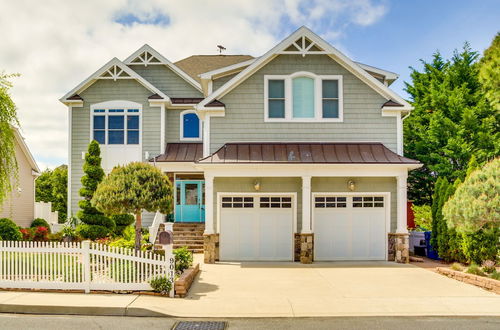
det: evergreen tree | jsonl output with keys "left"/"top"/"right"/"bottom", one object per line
{"left": 35, "top": 165, "right": 67, "bottom": 223}
{"left": 76, "top": 141, "right": 114, "bottom": 239}
{"left": 478, "top": 33, "right": 500, "bottom": 110}
{"left": 404, "top": 44, "right": 500, "bottom": 205}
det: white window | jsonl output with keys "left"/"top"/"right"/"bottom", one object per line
{"left": 91, "top": 102, "right": 141, "bottom": 145}
{"left": 264, "top": 72, "right": 343, "bottom": 122}
{"left": 180, "top": 110, "right": 202, "bottom": 141}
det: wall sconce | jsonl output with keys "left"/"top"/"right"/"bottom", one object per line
{"left": 253, "top": 180, "right": 261, "bottom": 191}
{"left": 347, "top": 180, "right": 355, "bottom": 191}
{"left": 17, "top": 187, "right": 22, "bottom": 194}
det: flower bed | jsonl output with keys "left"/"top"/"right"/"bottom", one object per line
{"left": 436, "top": 267, "right": 500, "bottom": 294}
{"left": 174, "top": 263, "right": 200, "bottom": 298}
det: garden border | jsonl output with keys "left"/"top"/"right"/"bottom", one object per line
{"left": 436, "top": 267, "right": 500, "bottom": 294}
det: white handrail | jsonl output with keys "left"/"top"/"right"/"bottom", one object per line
{"left": 148, "top": 211, "right": 164, "bottom": 244}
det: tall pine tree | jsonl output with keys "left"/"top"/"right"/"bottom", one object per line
{"left": 76, "top": 141, "right": 114, "bottom": 239}
{"left": 404, "top": 44, "right": 499, "bottom": 205}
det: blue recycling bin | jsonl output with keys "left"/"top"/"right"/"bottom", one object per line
{"left": 424, "top": 231, "right": 440, "bottom": 260}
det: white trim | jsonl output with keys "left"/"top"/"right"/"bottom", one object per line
{"left": 396, "top": 112, "right": 403, "bottom": 156}
{"left": 124, "top": 44, "right": 202, "bottom": 93}
{"left": 160, "top": 103, "right": 166, "bottom": 153}
{"left": 311, "top": 192, "right": 391, "bottom": 261}
{"left": 396, "top": 173, "right": 408, "bottom": 234}
{"left": 60, "top": 58, "right": 169, "bottom": 103}
{"left": 197, "top": 26, "right": 412, "bottom": 111}
{"left": 301, "top": 176, "right": 312, "bottom": 233}
{"left": 12, "top": 127, "right": 40, "bottom": 174}
{"left": 153, "top": 162, "right": 201, "bottom": 173}
{"left": 355, "top": 62, "right": 399, "bottom": 82}
{"left": 67, "top": 106, "right": 72, "bottom": 219}
{"left": 264, "top": 72, "right": 343, "bottom": 122}
{"left": 179, "top": 110, "right": 202, "bottom": 141}
{"left": 199, "top": 58, "right": 256, "bottom": 80}
{"left": 203, "top": 115, "right": 210, "bottom": 157}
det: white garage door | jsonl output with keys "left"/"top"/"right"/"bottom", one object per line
{"left": 314, "top": 195, "right": 387, "bottom": 261}
{"left": 219, "top": 195, "right": 294, "bottom": 261}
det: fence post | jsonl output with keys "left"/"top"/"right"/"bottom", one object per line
{"left": 82, "top": 240, "right": 91, "bottom": 293}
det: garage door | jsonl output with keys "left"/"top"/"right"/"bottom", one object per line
{"left": 219, "top": 195, "right": 294, "bottom": 261}
{"left": 314, "top": 195, "right": 387, "bottom": 261}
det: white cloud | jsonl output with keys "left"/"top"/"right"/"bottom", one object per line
{"left": 0, "top": 0, "right": 388, "bottom": 168}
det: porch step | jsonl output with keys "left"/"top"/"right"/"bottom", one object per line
{"left": 173, "top": 223, "right": 205, "bottom": 253}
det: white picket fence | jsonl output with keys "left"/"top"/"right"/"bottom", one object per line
{"left": 0, "top": 241, "right": 175, "bottom": 295}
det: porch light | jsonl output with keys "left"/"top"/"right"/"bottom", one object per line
{"left": 253, "top": 180, "right": 261, "bottom": 191}
{"left": 347, "top": 180, "right": 355, "bottom": 191}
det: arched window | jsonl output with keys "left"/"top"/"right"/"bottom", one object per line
{"left": 292, "top": 76, "right": 315, "bottom": 118}
{"left": 181, "top": 110, "right": 201, "bottom": 140}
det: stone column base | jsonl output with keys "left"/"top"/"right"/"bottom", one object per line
{"left": 204, "top": 234, "right": 219, "bottom": 264}
{"left": 299, "top": 233, "right": 314, "bottom": 264}
{"left": 388, "top": 233, "right": 409, "bottom": 264}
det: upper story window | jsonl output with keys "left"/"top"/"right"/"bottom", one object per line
{"left": 91, "top": 101, "right": 141, "bottom": 145}
{"left": 180, "top": 110, "right": 201, "bottom": 141}
{"left": 265, "top": 72, "right": 343, "bottom": 122}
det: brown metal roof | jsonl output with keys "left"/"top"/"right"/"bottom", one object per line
{"left": 171, "top": 98, "right": 224, "bottom": 107}
{"left": 175, "top": 55, "right": 254, "bottom": 83}
{"left": 153, "top": 143, "right": 203, "bottom": 162}
{"left": 383, "top": 100, "right": 404, "bottom": 107}
{"left": 197, "top": 142, "right": 420, "bottom": 164}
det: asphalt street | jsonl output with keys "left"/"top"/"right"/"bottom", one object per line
{"left": 0, "top": 314, "right": 499, "bottom": 330}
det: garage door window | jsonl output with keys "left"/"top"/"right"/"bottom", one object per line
{"left": 314, "top": 196, "right": 347, "bottom": 208}
{"left": 260, "top": 197, "right": 292, "bottom": 208}
{"left": 222, "top": 197, "right": 254, "bottom": 208}
{"left": 353, "top": 196, "right": 384, "bottom": 208}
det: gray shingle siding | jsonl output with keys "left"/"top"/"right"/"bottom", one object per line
{"left": 130, "top": 65, "right": 202, "bottom": 97}
{"left": 70, "top": 79, "right": 161, "bottom": 226}
{"left": 210, "top": 54, "right": 396, "bottom": 153}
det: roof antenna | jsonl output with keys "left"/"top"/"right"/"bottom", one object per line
{"left": 217, "top": 45, "right": 226, "bottom": 54}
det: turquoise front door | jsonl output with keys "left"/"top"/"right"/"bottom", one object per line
{"left": 175, "top": 180, "right": 205, "bottom": 222}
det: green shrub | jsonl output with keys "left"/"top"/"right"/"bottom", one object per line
{"left": 482, "top": 260, "right": 496, "bottom": 274}
{"left": 450, "top": 263, "right": 463, "bottom": 271}
{"left": 491, "top": 270, "right": 500, "bottom": 280}
{"left": 76, "top": 223, "right": 111, "bottom": 240}
{"left": 48, "top": 231, "right": 64, "bottom": 242}
{"left": 149, "top": 276, "right": 172, "bottom": 295}
{"left": 61, "top": 225, "right": 79, "bottom": 239}
{"left": 461, "top": 228, "right": 499, "bottom": 264}
{"left": 466, "top": 263, "right": 485, "bottom": 277}
{"left": 173, "top": 247, "right": 193, "bottom": 273}
{"left": 109, "top": 225, "right": 149, "bottom": 250}
{"left": 31, "top": 218, "right": 51, "bottom": 232}
{"left": 412, "top": 204, "right": 432, "bottom": 230}
{"left": 0, "top": 218, "right": 22, "bottom": 241}
{"left": 111, "top": 214, "right": 134, "bottom": 235}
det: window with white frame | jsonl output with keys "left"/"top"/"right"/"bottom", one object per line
{"left": 92, "top": 106, "right": 141, "bottom": 145}
{"left": 265, "top": 72, "right": 343, "bottom": 122}
{"left": 180, "top": 110, "right": 201, "bottom": 140}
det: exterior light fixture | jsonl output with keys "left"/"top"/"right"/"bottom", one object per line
{"left": 253, "top": 180, "right": 261, "bottom": 191}
{"left": 347, "top": 180, "right": 355, "bottom": 191}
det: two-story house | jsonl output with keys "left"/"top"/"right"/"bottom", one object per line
{"left": 61, "top": 27, "right": 420, "bottom": 264}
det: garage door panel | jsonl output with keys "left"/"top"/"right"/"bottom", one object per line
{"left": 314, "top": 195, "right": 387, "bottom": 261}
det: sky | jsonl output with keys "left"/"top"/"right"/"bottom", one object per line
{"left": 0, "top": 0, "right": 498, "bottom": 170}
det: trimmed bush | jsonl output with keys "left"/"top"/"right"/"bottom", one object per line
{"left": 482, "top": 260, "right": 496, "bottom": 274}
{"left": 0, "top": 218, "right": 22, "bottom": 241}
{"left": 111, "top": 214, "right": 134, "bottom": 236}
{"left": 76, "top": 223, "right": 111, "bottom": 240}
{"left": 149, "top": 276, "right": 172, "bottom": 295}
{"left": 450, "top": 263, "right": 463, "bottom": 271}
{"left": 461, "top": 229, "right": 499, "bottom": 264}
{"left": 20, "top": 228, "right": 33, "bottom": 240}
{"left": 173, "top": 246, "right": 193, "bottom": 273}
{"left": 31, "top": 218, "right": 51, "bottom": 233}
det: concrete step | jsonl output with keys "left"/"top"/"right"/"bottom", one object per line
{"left": 173, "top": 230, "right": 204, "bottom": 236}
{"left": 174, "top": 240, "right": 204, "bottom": 245}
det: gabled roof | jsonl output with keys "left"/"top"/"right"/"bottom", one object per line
{"left": 60, "top": 58, "right": 169, "bottom": 103}
{"left": 197, "top": 26, "right": 412, "bottom": 111}
{"left": 198, "top": 142, "right": 420, "bottom": 165}
{"left": 12, "top": 127, "right": 40, "bottom": 174}
{"left": 175, "top": 55, "right": 255, "bottom": 82}
{"left": 124, "top": 44, "right": 202, "bottom": 92}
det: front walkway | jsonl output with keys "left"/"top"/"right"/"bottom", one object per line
{"left": 0, "top": 257, "right": 499, "bottom": 317}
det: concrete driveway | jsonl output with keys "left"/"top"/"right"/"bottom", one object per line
{"left": 131, "top": 257, "right": 500, "bottom": 317}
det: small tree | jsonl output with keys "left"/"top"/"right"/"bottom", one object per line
{"left": 92, "top": 162, "right": 172, "bottom": 250}
{"left": 77, "top": 141, "right": 114, "bottom": 239}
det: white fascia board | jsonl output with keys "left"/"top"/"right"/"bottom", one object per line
{"left": 199, "top": 58, "right": 256, "bottom": 80}
{"left": 197, "top": 163, "right": 422, "bottom": 177}
{"left": 197, "top": 26, "right": 412, "bottom": 111}
{"left": 124, "top": 44, "right": 202, "bottom": 93}
{"left": 355, "top": 62, "right": 399, "bottom": 81}
{"left": 60, "top": 57, "right": 169, "bottom": 103}
{"left": 13, "top": 127, "right": 40, "bottom": 173}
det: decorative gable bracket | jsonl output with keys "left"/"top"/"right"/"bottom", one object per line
{"left": 128, "top": 51, "right": 162, "bottom": 66}
{"left": 99, "top": 65, "right": 132, "bottom": 81}
{"left": 277, "top": 36, "right": 327, "bottom": 57}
